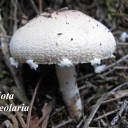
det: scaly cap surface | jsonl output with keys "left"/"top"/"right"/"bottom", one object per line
{"left": 10, "top": 10, "right": 116, "bottom": 65}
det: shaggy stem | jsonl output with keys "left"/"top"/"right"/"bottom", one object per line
{"left": 56, "top": 65, "right": 82, "bottom": 120}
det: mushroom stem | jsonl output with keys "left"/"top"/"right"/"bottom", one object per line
{"left": 56, "top": 65, "right": 82, "bottom": 120}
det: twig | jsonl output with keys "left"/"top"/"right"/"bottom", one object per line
{"left": 102, "top": 95, "right": 128, "bottom": 104}
{"left": 50, "top": 106, "right": 65, "bottom": 117}
{"left": 79, "top": 81, "right": 97, "bottom": 91}
{"left": 56, "top": 7, "right": 68, "bottom": 12}
{"left": 100, "top": 119, "right": 107, "bottom": 127}
{"left": 83, "top": 93, "right": 110, "bottom": 128}
{"left": 26, "top": 76, "right": 42, "bottom": 128}
{"left": 39, "top": 0, "right": 43, "bottom": 14}
{"left": 77, "top": 73, "right": 94, "bottom": 81}
{"left": 11, "top": 86, "right": 30, "bottom": 105}
{"left": 77, "top": 116, "right": 86, "bottom": 128}
{"left": 117, "top": 42, "right": 128, "bottom": 46}
{"left": 104, "top": 54, "right": 128, "bottom": 71}
{"left": 102, "top": 70, "right": 114, "bottom": 76}
{"left": 114, "top": 66, "right": 128, "bottom": 70}
{"left": 12, "top": 0, "right": 18, "bottom": 33}
{"left": 11, "top": 116, "right": 19, "bottom": 128}
{"left": 55, "top": 119, "right": 73, "bottom": 128}
{"left": 110, "top": 100, "right": 128, "bottom": 127}
{"left": 102, "top": 54, "right": 128, "bottom": 76}
{"left": 94, "top": 109, "right": 118, "bottom": 121}
{"left": 0, "top": 35, "right": 11, "bottom": 39}
{"left": 30, "top": 0, "right": 39, "bottom": 14}
{"left": 82, "top": 81, "right": 128, "bottom": 128}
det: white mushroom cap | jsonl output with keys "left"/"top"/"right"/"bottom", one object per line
{"left": 10, "top": 10, "right": 116, "bottom": 65}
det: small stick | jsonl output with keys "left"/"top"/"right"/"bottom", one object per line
{"left": 103, "top": 96, "right": 127, "bottom": 104}
{"left": 12, "top": 0, "right": 18, "bottom": 33}
{"left": 114, "top": 66, "right": 128, "bottom": 70}
{"left": 39, "top": 0, "right": 43, "bottom": 14}
{"left": 55, "top": 119, "right": 73, "bottom": 128}
{"left": 110, "top": 100, "right": 128, "bottom": 127}
{"left": 77, "top": 116, "right": 86, "bottom": 128}
{"left": 56, "top": 7, "right": 68, "bottom": 15}
{"left": 77, "top": 73, "right": 94, "bottom": 81}
{"left": 30, "top": 0, "right": 39, "bottom": 14}
{"left": 56, "top": 7, "right": 68, "bottom": 12}
{"left": 50, "top": 106, "right": 65, "bottom": 117}
{"left": 94, "top": 109, "right": 118, "bottom": 121}
{"left": 102, "top": 54, "right": 128, "bottom": 76}
{"left": 104, "top": 54, "right": 128, "bottom": 71}
{"left": 26, "top": 76, "right": 42, "bottom": 128}
{"left": 0, "top": 35, "right": 11, "bottom": 39}
{"left": 117, "top": 42, "right": 128, "bottom": 46}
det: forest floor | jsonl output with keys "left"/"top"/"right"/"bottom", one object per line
{"left": 0, "top": 0, "right": 128, "bottom": 128}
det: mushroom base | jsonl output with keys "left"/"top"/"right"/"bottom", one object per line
{"left": 56, "top": 65, "right": 82, "bottom": 120}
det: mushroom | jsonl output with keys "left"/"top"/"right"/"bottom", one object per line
{"left": 9, "top": 10, "right": 116, "bottom": 120}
